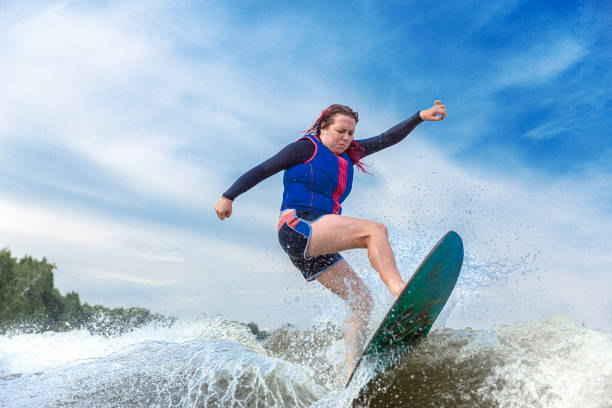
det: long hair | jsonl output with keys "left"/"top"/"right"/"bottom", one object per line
{"left": 304, "top": 104, "right": 370, "bottom": 174}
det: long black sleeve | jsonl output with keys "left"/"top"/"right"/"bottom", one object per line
{"left": 222, "top": 112, "right": 423, "bottom": 200}
{"left": 356, "top": 112, "right": 423, "bottom": 157}
{"left": 222, "top": 139, "right": 315, "bottom": 200}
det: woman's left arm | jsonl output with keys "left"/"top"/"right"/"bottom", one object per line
{"left": 356, "top": 100, "right": 446, "bottom": 158}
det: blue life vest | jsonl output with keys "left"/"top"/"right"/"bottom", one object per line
{"left": 280, "top": 135, "right": 354, "bottom": 214}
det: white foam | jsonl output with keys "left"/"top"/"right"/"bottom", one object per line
{"left": 0, "top": 316, "right": 264, "bottom": 376}
{"left": 483, "top": 315, "right": 612, "bottom": 407}
{"left": 1, "top": 314, "right": 610, "bottom": 407}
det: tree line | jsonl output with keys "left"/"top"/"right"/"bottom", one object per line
{"left": 0, "top": 248, "right": 174, "bottom": 336}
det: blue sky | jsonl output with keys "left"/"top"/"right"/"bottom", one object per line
{"left": 0, "top": 0, "right": 610, "bottom": 329}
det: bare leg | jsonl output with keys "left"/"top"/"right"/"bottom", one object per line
{"left": 308, "top": 214, "right": 405, "bottom": 299}
{"left": 316, "top": 260, "right": 373, "bottom": 383}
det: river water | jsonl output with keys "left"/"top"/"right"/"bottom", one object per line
{"left": 1, "top": 312, "right": 611, "bottom": 407}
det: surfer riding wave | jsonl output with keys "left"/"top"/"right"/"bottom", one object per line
{"left": 215, "top": 101, "right": 447, "bottom": 382}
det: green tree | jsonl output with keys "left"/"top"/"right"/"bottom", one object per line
{"left": 0, "top": 249, "right": 175, "bottom": 335}
{"left": 10, "top": 255, "right": 64, "bottom": 330}
{"left": 0, "top": 248, "right": 17, "bottom": 324}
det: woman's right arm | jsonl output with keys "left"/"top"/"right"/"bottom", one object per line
{"left": 214, "top": 139, "right": 315, "bottom": 220}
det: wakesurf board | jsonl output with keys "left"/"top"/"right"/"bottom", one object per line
{"left": 345, "top": 230, "right": 464, "bottom": 388}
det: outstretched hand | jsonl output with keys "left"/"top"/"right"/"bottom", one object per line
{"left": 419, "top": 100, "right": 446, "bottom": 121}
{"left": 214, "top": 197, "right": 233, "bottom": 220}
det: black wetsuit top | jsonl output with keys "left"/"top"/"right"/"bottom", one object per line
{"left": 223, "top": 112, "right": 423, "bottom": 200}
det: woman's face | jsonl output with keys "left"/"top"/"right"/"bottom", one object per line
{"left": 319, "top": 114, "right": 356, "bottom": 155}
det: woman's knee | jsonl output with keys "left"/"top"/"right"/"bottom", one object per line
{"left": 365, "top": 221, "right": 389, "bottom": 241}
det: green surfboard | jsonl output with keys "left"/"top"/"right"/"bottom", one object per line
{"left": 346, "top": 231, "right": 464, "bottom": 388}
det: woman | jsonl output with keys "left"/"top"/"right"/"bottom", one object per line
{"left": 214, "top": 100, "right": 447, "bottom": 382}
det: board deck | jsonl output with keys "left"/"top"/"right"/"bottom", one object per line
{"left": 345, "top": 231, "right": 464, "bottom": 388}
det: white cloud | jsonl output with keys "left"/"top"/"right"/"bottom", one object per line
{"left": 496, "top": 36, "right": 589, "bottom": 87}
{"left": 523, "top": 120, "right": 570, "bottom": 141}
{"left": 0, "top": 3, "right": 249, "bottom": 210}
{"left": 86, "top": 269, "right": 177, "bottom": 288}
{"left": 0, "top": 0, "right": 343, "bottom": 214}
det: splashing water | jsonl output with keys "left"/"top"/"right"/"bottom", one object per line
{"left": 1, "top": 313, "right": 611, "bottom": 408}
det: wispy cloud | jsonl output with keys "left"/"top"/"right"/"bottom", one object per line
{"left": 0, "top": 0, "right": 349, "bottom": 213}
{"left": 522, "top": 120, "right": 572, "bottom": 141}
{"left": 0, "top": 2, "right": 254, "bottom": 212}
{"left": 495, "top": 36, "right": 589, "bottom": 87}
{"left": 86, "top": 269, "right": 177, "bottom": 288}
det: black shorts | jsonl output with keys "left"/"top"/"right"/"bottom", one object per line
{"left": 277, "top": 209, "right": 343, "bottom": 281}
